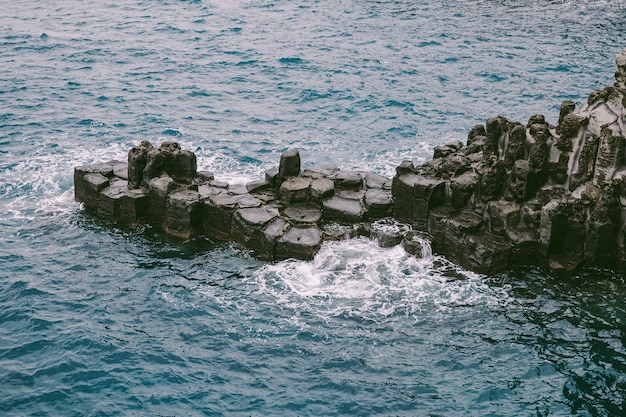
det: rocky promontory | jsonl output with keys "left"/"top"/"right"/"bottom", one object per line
{"left": 75, "top": 48, "right": 626, "bottom": 275}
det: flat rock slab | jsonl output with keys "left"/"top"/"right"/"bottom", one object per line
{"left": 364, "top": 189, "right": 393, "bottom": 218}
{"left": 302, "top": 165, "right": 339, "bottom": 179}
{"left": 284, "top": 204, "right": 322, "bottom": 224}
{"left": 333, "top": 170, "right": 363, "bottom": 190}
{"left": 310, "top": 178, "right": 334, "bottom": 202}
{"left": 279, "top": 177, "right": 311, "bottom": 203}
{"left": 322, "top": 196, "right": 364, "bottom": 223}
{"left": 364, "top": 172, "right": 392, "bottom": 190}
{"left": 276, "top": 226, "right": 322, "bottom": 260}
{"left": 236, "top": 206, "right": 278, "bottom": 227}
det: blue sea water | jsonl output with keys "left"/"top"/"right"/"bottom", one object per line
{"left": 2, "top": 0, "right": 626, "bottom": 415}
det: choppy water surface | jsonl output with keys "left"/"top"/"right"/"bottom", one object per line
{"left": 2, "top": 1, "right": 626, "bottom": 415}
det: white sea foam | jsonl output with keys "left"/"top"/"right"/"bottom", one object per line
{"left": 252, "top": 237, "right": 507, "bottom": 322}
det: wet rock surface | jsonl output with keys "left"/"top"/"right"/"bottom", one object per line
{"left": 74, "top": 48, "right": 626, "bottom": 276}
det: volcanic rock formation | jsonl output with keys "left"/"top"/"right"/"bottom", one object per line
{"left": 74, "top": 48, "right": 626, "bottom": 275}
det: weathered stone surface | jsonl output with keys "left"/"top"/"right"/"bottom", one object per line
{"left": 284, "top": 204, "right": 322, "bottom": 224}
{"left": 278, "top": 149, "right": 301, "bottom": 181}
{"left": 128, "top": 141, "right": 153, "bottom": 189}
{"left": 486, "top": 200, "right": 520, "bottom": 236}
{"left": 450, "top": 171, "right": 477, "bottom": 209}
{"left": 279, "top": 177, "right": 311, "bottom": 203}
{"left": 113, "top": 163, "right": 128, "bottom": 180}
{"left": 98, "top": 183, "right": 128, "bottom": 219}
{"left": 265, "top": 167, "right": 279, "bottom": 187}
{"left": 336, "top": 189, "right": 365, "bottom": 201}
{"left": 333, "top": 170, "right": 363, "bottom": 190}
{"left": 246, "top": 179, "right": 269, "bottom": 193}
{"left": 147, "top": 174, "right": 177, "bottom": 227}
{"left": 503, "top": 124, "right": 526, "bottom": 168}
{"left": 310, "top": 178, "right": 334, "bottom": 202}
{"left": 275, "top": 226, "right": 322, "bottom": 260}
{"left": 170, "top": 149, "right": 197, "bottom": 181}
{"left": 392, "top": 173, "right": 445, "bottom": 226}
{"left": 433, "top": 141, "right": 463, "bottom": 159}
{"left": 119, "top": 188, "right": 149, "bottom": 225}
{"left": 233, "top": 194, "right": 262, "bottom": 209}
{"left": 74, "top": 164, "right": 114, "bottom": 203}
{"left": 364, "top": 188, "right": 394, "bottom": 218}
{"left": 364, "top": 172, "right": 392, "bottom": 190}
{"left": 196, "top": 170, "right": 215, "bottom": 182}
{"left": 301, "top": 165, "right": 339, "bottom": 179}
{"left": 558, "top": 100, "right": 576, "bottom": 124}
{"left": 203, "top": 194, "right": 237, "bottom": 241}
{"left": 549, "top": 153, "right": 569, "bottom": 185}
{"left": 322, "top": 196, "right": 364, "bottom": 223}
{"left": 82, "top": 172, "right": 110, "bottom": 212}
{"left": 484, "top": 116, "right": 506, "bottom": 160}
{"left": 507, "top": 160, "right": 530, "bottom": 202}
{"left": 593, "top": 127, "right": 625, "bottom": 185}
{"left": 462, "top": 232, "right": 511, "bottom": 275}
{"left": 166, "top": 190, "right": 203, "bottom": 239}
{"left": 232, "top": 206, "right": 278, "bottom": 246}
{"left": 252, "top": 217, "right": 289, "bottom": 260}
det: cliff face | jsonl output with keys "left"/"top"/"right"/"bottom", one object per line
{"left": 74, "top": 48, "right": 626, "bottom": 276}
{"left": 392, "top": 48, "right": 626, "bottom": 274}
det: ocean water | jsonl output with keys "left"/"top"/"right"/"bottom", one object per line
{"left": 2, "top": 0, "right": 626, "bottom": 415}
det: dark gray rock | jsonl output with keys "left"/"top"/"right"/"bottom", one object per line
{"left": 323, "top": 196, "right": 364, "bottom": 223}
{"left": 364, "top": 188, "right": 394, "bottom": 218}
{"left": 507, "top": 160, "right": 531, "bottom": 202}
{"left": 333, "top": 170, "right": 363, "bottom": 190}
{"left": 98, "top": 182, "right": 128, "bottom": 219}
{"left": 232, "top": 206, "right": 279, "bottom": 247}
{"left": 279, "top": 177, "right": 311, "bottom": 203}
{"left": 401, "top": 231, "right": 433, "bottom": 258}
{"left": 558, "top": 100, "right": 576, "bottom": 125}
{"left": 119, "top": 188, "right": 149, "bottom": 226}
{"left": 246, "top": 179, "right": 269, "bottom": 193}
{"left": 278, "top": 149, "right": 301, "bottom": 181}
{"left": 275, "top": 226, "right": 322, "bottom": 260}
{"left": 449, "top": 171, "right": 477, "bottom": 209}
{"left": 503, "top": 123, "right": 526, "bottom": 168}
{"left": 127, "top": 141, "right": 153, "bottom": 189}
{"left": 203, "top": 194, "right": 238, "bottom": 241}
{"left": 364, "top": 172, "right": 392, "bottom": 190}
{"left": 593, "top": 127, "right": 625, "bottom": 185}
{"left": 462, "top": 232, "right": 511, "bottom": 275}
{"left": 82, "top": 172, "right": 109, "bottom": 212}
{"left": 166, "top": 190, "right": 203, "bottom": 239}
{"left": 301, "top": 165, "right": 339, "bottom": 179}
{"left": 310, "top": 178, "right": 334, "bottom": 202}
{"left": 284, "top": 204, "right": 322, "bottom": 224}
{"left": 196, "top": 170, "right": 215, "bottom": 182}
{"left": 486, "top": 200, "right": 520, "bottom": 236}
{"left": 147, "top": 174, "right": 177, "bottom": 228}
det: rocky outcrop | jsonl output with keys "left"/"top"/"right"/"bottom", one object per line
{"left": 388, "top": 48, "right": 626, "bottom": 274}
{"left": 74, "top": 48, "right": 626, "bottom": 276}
{"left": 74, "top": 140, "right": 406, "bottom": 262}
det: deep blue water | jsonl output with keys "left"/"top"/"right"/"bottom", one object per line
{"left": 2, "top": 1, "right": 626, "bottom": 415}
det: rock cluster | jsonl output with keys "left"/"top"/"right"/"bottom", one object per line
{"left": 74, "top": 143, "right": 413, "bottom": 261}
{"left": 391, "top": 48, "right": 626, "bottom": 274}
{"left": 74, "top": 48, "right": 626, "bottom": 275}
